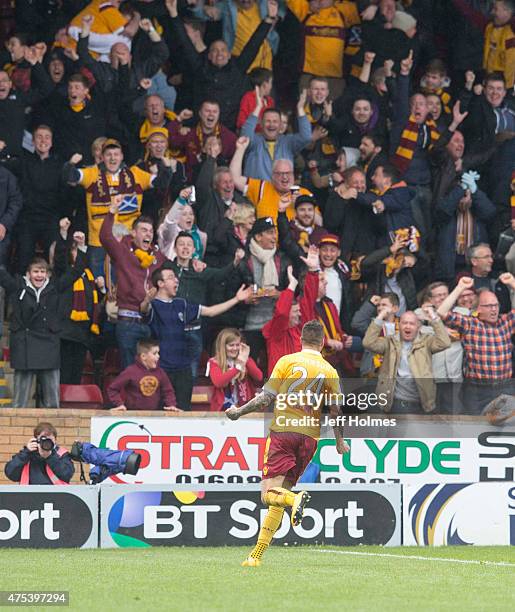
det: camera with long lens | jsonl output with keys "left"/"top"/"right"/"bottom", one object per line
{"left": 70, "top": 441, "right": 141, "bottom": 484}
{"left": 37, "top": 436, "right": 55, "bottom": 452}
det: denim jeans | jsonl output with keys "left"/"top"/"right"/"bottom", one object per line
{"left": 186, "top": 328, "right": 203, "bottom": 381}
{"left": 115, "top": 320, "right": 151, "bottom": 369}
{"left": 13, "top": 369, "right": 60, "bottom": 408}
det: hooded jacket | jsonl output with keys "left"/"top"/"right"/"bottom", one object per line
{"left": 100, "top": 212, "right": 166, "bottom": 312}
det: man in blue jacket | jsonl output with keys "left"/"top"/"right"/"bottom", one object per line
{"left": 241, "top": 88, "right": 312, "bottom": 180}
{"left": 356, "top": 163, "right": 416, "bottom": 246}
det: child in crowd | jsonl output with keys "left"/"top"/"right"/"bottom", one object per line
{"left": 237, "top": 68, "right": 274, "bottom": 131}
{"left": 420, "top": 59, "right": 452, "bottom": 115}
{"left": 157, "top": 186, "right": 207, "bottom": 261}
{"left": 107, "top": 339, "right": 179, "bottom": 411}
{"left": 207, "top": 328, "right": 263, "bottom": 412}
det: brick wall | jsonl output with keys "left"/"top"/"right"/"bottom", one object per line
{"left": 0, "top": 409, "right": 217, "bottom": 485}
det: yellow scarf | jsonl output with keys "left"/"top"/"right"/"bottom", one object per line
{"left": 70, "top": 269, "right": 100, "bottom": 335}
{"left": 304, "top": 103, "right": 336, "bottom": 155}
{"left": 319, "top": 301, "right": 342, "bottom": 357}
{"left": 393, "top": 114, "right": 440, "bottom": 173}
{"left": 139, "top": 110, "right": 177, "bottom": 142}
{"left": 71, "top": 101, "right": 86, "bottom": 113}
{"left": 134, "top": 248, "right": 156, "bottom": 269}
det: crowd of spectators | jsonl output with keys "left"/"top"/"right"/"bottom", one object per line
{"left": 0, "top": 0, "right": 514, "bottom": 416}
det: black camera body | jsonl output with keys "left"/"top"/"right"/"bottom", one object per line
{"left": 37, "top": 436, "right": 55, "bottom": 452}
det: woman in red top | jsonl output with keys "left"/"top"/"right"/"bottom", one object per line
{"left": 207, "top": 328, "right": 263, "bottom": 412}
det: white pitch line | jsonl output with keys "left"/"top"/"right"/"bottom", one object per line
{"left": 314, "top": 549, "right": 515, "bottom": 568}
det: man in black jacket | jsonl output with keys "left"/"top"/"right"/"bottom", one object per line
{"left": 460, "top": 72, "right": 515, "bottom": 155}
{"left": 0, "top": 249, "right": 86, "bottom": 407}
{"left": 16, "top": 125, "right": 67, "bottom": 273}
{"left": 49, "top": 73, "right": 107, "bottom": 164}
{"left": 195, "top": 141, "right": 248, "bottom": 254}
{"left": 460, "top": 72, "right": 515, "bottom": 233}
{"left": 360, "top": 234, "right": 429, "bottom": 314}
{"left": 0, "top": 165, "right": 23, "bottom": 265}
{"left": 5, "top": 421, "right": 74, "bottom": 484}
{"left": 0, "top": 49, "right": 53, "bottom": 166}
{"left": 165, "top": 0, "right": 278, "bottom": 130}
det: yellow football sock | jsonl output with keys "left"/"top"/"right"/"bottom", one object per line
{"left": 263, "top": 487, "right": 296, "bottom": 508}
{"left": 249, "top": 506, "right": 284, "bottom": 560}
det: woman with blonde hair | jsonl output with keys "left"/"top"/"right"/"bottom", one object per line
{"left": 211, "top": 202, "right": 256, "bottom": 266}
{"left": 157, "top": 186, "right": 207, "bottom": 260}
{"left": 207, "top": 328, "right": 263, "bottom": 412}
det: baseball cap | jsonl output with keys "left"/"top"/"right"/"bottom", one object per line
{"left": 251, "top": 216, "right": 276, "bottom": 236}
{"left": 101, "top": 138, "right": 122, "bottom": 153}
{"left": 294, "top": 194, "right": 317, "bottom": 209}
{"left": 146, "top": 128, "right": 169, "bottom": 140}
{"left": 318, "top": 234, "right": 340, "bottom": 248}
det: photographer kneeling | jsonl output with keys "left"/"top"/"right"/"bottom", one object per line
{"left": 5, "top": 422, "right": 74, "bottom": 484}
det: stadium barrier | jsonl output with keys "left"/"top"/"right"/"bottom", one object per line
{"left": 1, "top": 483, "right": 514, "bottom": 547}
{"left": 99, "top": 484, "right": 402, "bottom": 548}
{"left": 403, "top": 482, "right": 515, "bottom": 546}
{"left": 0, "top": 485, "right": 98, "bottom": 548}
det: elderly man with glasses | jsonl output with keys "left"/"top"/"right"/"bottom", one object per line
{"left": 465, "top": 242, "right": 512, "bottom": 312}
{"left": 437, "top": 274, "right": 515, "bottom": 414}
{"left": 230, "top": 136, "right": 313, "bottom": 223}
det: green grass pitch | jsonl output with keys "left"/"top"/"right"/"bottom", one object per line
{"left": 1, "top": 546, "right": 514, "bottom": 611}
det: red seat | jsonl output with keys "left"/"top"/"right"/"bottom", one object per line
{"left": 190, "top": 385, "right": 213, "bottom": 411}
{"left": 80, "top": 351, "right": 96, "bottom": 385}
{"left": 60, "top": 384, "right": 104, "bottom": 409}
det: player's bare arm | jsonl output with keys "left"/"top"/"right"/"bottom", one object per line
{"left": 331, "top": 407, "right": 350, "bottom": 454}
{"left": 225, "top": 390, "right": 275, "bottom": 420}
{"left": 334, "top": 425, "right": 350, "bottom": 454}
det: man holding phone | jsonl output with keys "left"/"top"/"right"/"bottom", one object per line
{"left": 4, "top": 422, "right": 74, "bottom": 484}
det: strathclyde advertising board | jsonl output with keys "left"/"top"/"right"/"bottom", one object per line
{"left": 91, "top": 417, "right": 515, "bottom": 485}
{"left": 99, "top": 484, "right": 401, "bottom": 548}
{"left": 90, "top": 417, "right": 267, "bottom": 484}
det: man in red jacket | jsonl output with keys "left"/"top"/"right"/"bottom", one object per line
{"left": 262, "top": 246, "right": 320, "bottom": 373}
{"left": 100, "top": 196, "right": 167, "bottom": 368}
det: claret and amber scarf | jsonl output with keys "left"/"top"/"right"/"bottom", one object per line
{"left": 392, "top": 115, "right": 440, "bottom": 173}
{"left": 70, "top": 268, "right": 100, "bottom": 335}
